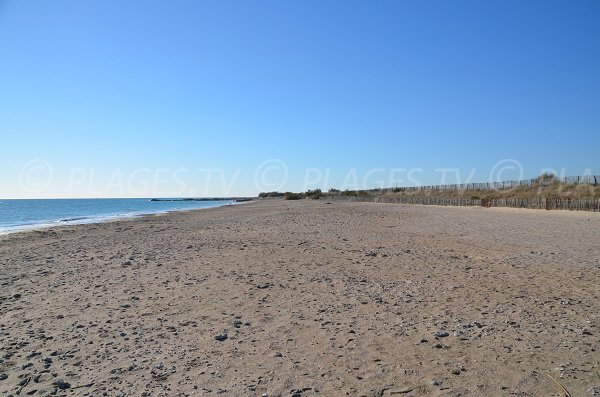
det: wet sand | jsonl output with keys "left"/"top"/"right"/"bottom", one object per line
{"left": 1, "top": 199, "right": 599, "bottom": 396}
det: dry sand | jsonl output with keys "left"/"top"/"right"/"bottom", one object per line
{"left": 1, "top": 199, "right": 599, "bottom": 397}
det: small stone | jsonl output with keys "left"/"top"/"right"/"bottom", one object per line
{"left": 34, "top": 373, "right": 52, "bottom": 383}
{"left": 273, "top": 352, "right": 283, "bottom": 357}
{"left": 451, "top": 368, "right": 461, "bottom": 375}
{"left": 0, "top": 373, "right": 7, "bottom": 381}
{"left": 42, "top": 357, "right": 52, "bottom": 369}
{"left": 392, "top": 387, "right": 414, "bottom": 394}
{"left": 214, "top": 334, "right": 228, "bottom": 342}
{"left": 434, "top": 331, "right": 449, "bottom": 338}
{"left": 54, "top": 379, "right": 71, "bottom": 390}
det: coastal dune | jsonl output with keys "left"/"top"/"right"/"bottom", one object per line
{"left": 1, "top": 200, "right": 599, "bottom": 396}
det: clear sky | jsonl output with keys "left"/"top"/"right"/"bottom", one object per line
{"left": 0, "top": 0, "right": 599, "bottom": 198}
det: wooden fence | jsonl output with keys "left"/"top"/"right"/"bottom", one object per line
{"left": 328, "top": 195, "right": 600, "bottom": 212}
{"left": 376, "top": 175, "right": 599, "bottom": 193}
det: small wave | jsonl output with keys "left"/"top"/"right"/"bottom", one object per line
{"left": 57, "top": 217, "right": 90, "bottom": 223}
{"left": 0, "top": 200, "right": 234, "bottom": 236}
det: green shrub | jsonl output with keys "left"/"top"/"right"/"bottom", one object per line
{"left": 258, "top": 191, "right": 284, "bottom": 198}
{"left": 284, "top": 192, "right": 303, "bottom": 200}
{"left": 535, "top": 172, "right": 558, "bottom": 185}
{"left": 305, "top": 189, "right": 322, "bottom": 199}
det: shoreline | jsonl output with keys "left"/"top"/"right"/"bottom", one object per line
{"left": 2, "top": 197, "right": 598, "bottom": 238}
{"left": 0, "top": 199, "right": 248, "bottom": 237}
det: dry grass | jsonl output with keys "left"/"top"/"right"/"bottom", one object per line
{"left": 329, "top": 182, "right": 600, "bottom": 201}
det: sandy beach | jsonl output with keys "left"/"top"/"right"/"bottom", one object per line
{"left": 1, "top": 199, "right": 599, "bottom": 397}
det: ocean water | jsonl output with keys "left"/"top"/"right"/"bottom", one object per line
{"left": 0, "top": 198, "right": 236, "bottom": 234}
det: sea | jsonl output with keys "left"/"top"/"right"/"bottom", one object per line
{"left": 0, "top": 198, "right": 237, "bottom": 235}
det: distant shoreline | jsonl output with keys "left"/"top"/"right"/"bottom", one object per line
{"left": 0, "top": 198, "right": 250, "bottom": 236}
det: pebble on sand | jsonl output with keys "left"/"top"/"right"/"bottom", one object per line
{"left": 54, "top": 379, "right": 71, "bottom": 389}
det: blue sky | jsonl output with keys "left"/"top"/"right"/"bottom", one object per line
{"left": 0, "top": 0, "right": 599, "bottom": 198}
